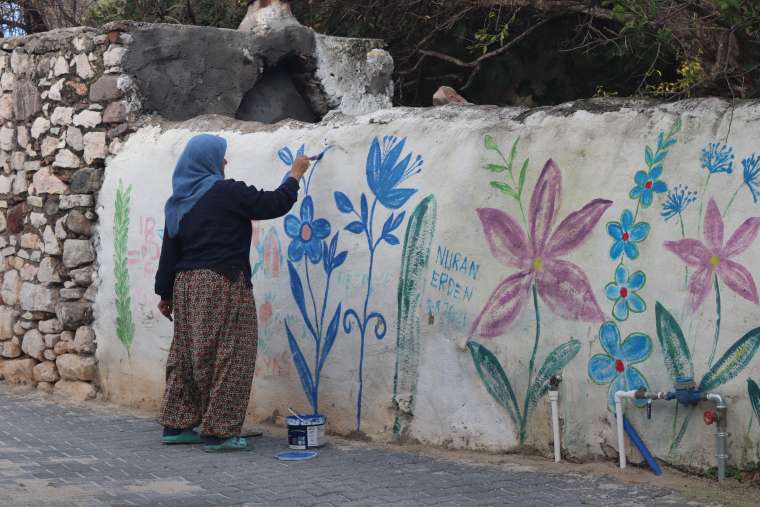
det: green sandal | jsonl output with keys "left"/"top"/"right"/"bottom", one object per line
{"left": 203, "top": 436, "right": 249, "bottom": 453}
{"left": 162, "top": 430, "right": 204, "bottom": 445}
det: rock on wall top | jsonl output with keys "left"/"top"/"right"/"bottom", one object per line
{"left": 112, "top": 3, "right": 393, "bottom": 123}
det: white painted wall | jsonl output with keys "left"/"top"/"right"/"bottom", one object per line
{"left": 95, "top": 99, "right": 760, "bottom": 470}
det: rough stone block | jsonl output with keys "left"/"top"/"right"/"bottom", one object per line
{"left": 63, "top": 239, "right": 94, "bottom": 268}
{"left": 56, "top": 353, "right": 97, "bottom": 381}
{"left": 55, "top": 302, "right": 93, "bottom": 330}
{"left": 54, "top": 379, "right": 96, "bottom": 401}
{"left": 19, "top": 282, "right": 57, "bottom": 313}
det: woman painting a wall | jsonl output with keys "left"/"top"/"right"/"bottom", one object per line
{"left": 153, "top": 134, "right": 310, "bottom": 452}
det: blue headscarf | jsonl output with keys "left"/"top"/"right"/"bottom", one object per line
{"left": 164, "top": 134, "right": 227, "bottom": 238}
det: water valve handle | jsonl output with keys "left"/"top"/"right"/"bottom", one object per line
{"left": 703, "top": 410, "right": 717, "bottom": 425}
{"left": 646, "top": 399, "right": 652, "bottom": 420}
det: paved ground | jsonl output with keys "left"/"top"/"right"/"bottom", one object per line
{"left": 0, "top": 385, "right": 706, "bottom": 507}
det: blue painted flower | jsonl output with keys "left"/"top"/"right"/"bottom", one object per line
{"left": 366, "top": 136, "right": 423, "bottom": 209}
{"left": 284, "top": 196, "right": 331, "bottom": 263}
{"left": 743, "top": 153, "right": 760, "bottom": 204}
{"left": 661, "top": 184, "right": 697, "bottom": 221}
{"left": 607, "top": 210, "right": 650, "bottom": 260}
{"left": 701, "top": 143, "right": 734, "bottom": 174}
{"left": 605, "top": 265, "right": 646, "bottom": 321}
{"left": 588, "top": 321, "right": 651, "bottom": 411}
{"left": 278, "top": 145, "right": 305, "bottom": 166}
{"left": 629, "top": 164, "right": 667, "bottom": 208}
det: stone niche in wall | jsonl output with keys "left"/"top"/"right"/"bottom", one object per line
{"left": 118, "top": 1, "right": 394, "bottom": 124}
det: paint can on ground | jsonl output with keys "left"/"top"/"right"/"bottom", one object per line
{"left": 286, "top": 414, "right": 326, "bottom": 450}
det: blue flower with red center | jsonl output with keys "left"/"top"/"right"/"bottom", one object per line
{"left": 607, "top": 209, "right": 650, "bottom": 260}
{"left": 629, "top": 164, "right": 667, "bottom": 208}
{"left": 588, "top": 321, "right": 651, "bottom": 411}
{"left": 605, "top": 265, "right": 646, "bottom": 321}
{"left": 284, "top": 196, "right": 331, "bottom": 263}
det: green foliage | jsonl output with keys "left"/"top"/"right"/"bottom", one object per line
{"left": 86, "top": 0, "right": 247, "bottom": 28}
{"left": 113, "top": 180, "right": 135, "bottom": 352}
{"left": 468, "top": 8, "right": 517, "bottom": 55}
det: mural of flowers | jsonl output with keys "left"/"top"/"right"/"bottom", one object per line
{"left": 588, "top": 321, "right": 651, "bottom": 411}
{"left": 608, "top": 209, "right": 650, "bottom": 260}
{"left": 471, "top": 160, "right": 610, "bottom": 338}
{"left": 661, "top": 185, "right": 697, "bottom": 223}
{"left": 588, "top": 119, "right": 681, "bottom": 416}
{"left": 469, "top": 140, "right": 609, "bottom": 444}
{"left": 630, "top": 164, "right": 667, "bottom": 208}
{"left": 655, "top": 302, "right": 760, "bottom": 451}
{"left": 701, "top": 143, "right": 734, "bottom": 175}
{"left": 725, "top": 153, "right": 760, "bottom": 215}
{"left": 605, "top": 265, "right": 646, "bottom": 321}
{"left": 742, "top": 154, "right": 760, "bottom": 204}
{"left": 697, "top": 142, "right": 735, "bottom": 235}
{"left": 285, "top": 196, "right": 331, "bottom": 263}
{"left": 335, "top": 135, "right": 421, "bottom": 432}
{"left": 665, "top": 197, "right": 760, "bottom": 366}
{"left": 281, "top": 145, "right": 348, "bottom": 414}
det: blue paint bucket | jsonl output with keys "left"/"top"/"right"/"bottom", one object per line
{"left": 286, "top": 414, "right": 326, "bottom": 450}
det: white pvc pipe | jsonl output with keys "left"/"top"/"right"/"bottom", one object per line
{"left": 614, "top": 390, "right": 638, "bottom": 469}
{"left": 549, "top": 391, "right": 561, "bottom": 463}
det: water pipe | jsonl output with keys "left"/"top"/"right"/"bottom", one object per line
{"left": 622, "top": 416, "right": 662, "bottom": 476}
{"left": 623, "top": 387, "right": 728, "bottom": 483}
{"left": 705, "top": 393, "right": 727, "bottom": 483}
{"left": 614, "top": 390, "right": 638, "bottom": 469}
{"left": 548, "top": 374, "right": 562, "bottom": 463}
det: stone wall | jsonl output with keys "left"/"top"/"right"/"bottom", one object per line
{"left": 0, "top": 27, "right": 138, "bottom": 400}
{"left": 0, "top": 20, "right": 394, "bottom": 401}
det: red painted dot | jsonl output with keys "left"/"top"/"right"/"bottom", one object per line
{"left": 615, "top": 359, "right": 625, "bottom": 373}
{"left": 622, "top": 232, "right": 630, "bottom": 241}
{"left": 645, "top": 181, "right": 653, "bottom": 189}
{"left": 620, "top": 287, "right": 629, "bottom": 298}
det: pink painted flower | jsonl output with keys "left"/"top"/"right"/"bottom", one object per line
{"left": 664, "top": 198, "right": 760, "bottom": 311}
{"left": 470, "top": 160, "right": 612, "bottom": 339}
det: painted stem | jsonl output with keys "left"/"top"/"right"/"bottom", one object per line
{"left": 527, "top": 284, "right": 541, "bottom": 388}
{"left": 354, "top": 199, "right": 381, "bottom": 432}
{"left": 707, "top": 275, "right": 722, "bottom": 368}
{"left": 520, "top": 284, "right": 542, "bottom": 444}
{"left": 304, "top": 261, "right": 321, "bottom": 339}
{"left": 355, "top": 248, "right": 377, "bottom": 432}
{"left": 497, "top": 148, "right": 528, "bottom": 227}
{"left": 678, "top": 213, "right": 688, "bottom": 289}
{"left": 723, "top": 184, "right": 742, "bottom": 217}
{"left": 697, "top": 173, "right": 712, "bottom": 236}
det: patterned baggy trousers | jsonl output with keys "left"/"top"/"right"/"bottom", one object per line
{"left": 159, "top": 270, "right": 258, "bottom": 438}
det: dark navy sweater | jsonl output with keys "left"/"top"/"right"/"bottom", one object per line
{"left": 154, "top": 177, "right": 299, "bottom": 299}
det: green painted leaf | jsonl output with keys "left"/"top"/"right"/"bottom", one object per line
{"left": 484, "top": 135, "right": 498, "bottom": 151}
{"left": 699, "top": 327, "right": 760, "bottom": 391}
{"left": 393, "top": 195, "right": 437, "bottom": 436}
{"left": 490, "top": 181, "right": 518, "bottom": 199}
{"left": 645, "top": 146, "right": 654, "bottom": 167}
{"left": 655, "top": 302, "right": 693, "bottom": 382}
{"left": 467, "top": 341, "right": 520, "bottom": 426}
{"left": 748, "top": 379, "right": 760, "bottom": 426}
{"left": 484, "top": 164, "right": 509, "bottom": 173}
{"left": 517, "top": 158, "right": 529, "bottom": 196}
{"left": 507, "top": 137, "right": 520, "bottom": 170}
{"left": 527, "top": 339, "right": 581, "bottom": 407}
{"left": 113, "top": 180, "right": 134, "bottom": 352}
